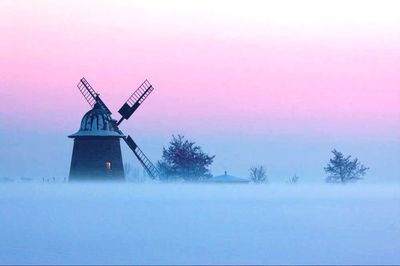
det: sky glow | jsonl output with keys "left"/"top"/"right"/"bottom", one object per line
{"left": 0, "top": 0, "right": 399, "bottom": 180}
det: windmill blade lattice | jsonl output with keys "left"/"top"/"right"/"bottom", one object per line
{"left": 117, "top": 79, "right": 154, "bottom": 125}
{"left": 77, "top": 77, "right": 112, "bottom": 115}
{"left": 124, "top": 136, "right": 159, "bottom": 179}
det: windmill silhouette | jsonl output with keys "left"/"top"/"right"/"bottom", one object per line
{"left": 68, "top": 77, "right": 159, "bottom": 181}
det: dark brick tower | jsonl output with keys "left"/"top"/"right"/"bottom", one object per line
{"left": 69, "top": 103, "right": 125, "bottom": 181}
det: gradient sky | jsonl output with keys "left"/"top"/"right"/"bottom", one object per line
{"left": 0, "top": 0, "right": 399, "bottom": 182}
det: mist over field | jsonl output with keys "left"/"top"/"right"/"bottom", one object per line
{"left": 1, "top": 0, "right": 400, "bottom": 264}
{"left": 1, "top": 183, "right": 399, "bottom": 265}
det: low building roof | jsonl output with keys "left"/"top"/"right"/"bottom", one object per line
{"left": 207, "top": 173, "right": 249, "bottom": 183}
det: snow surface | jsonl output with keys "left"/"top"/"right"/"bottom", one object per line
{"left": 0, "top": 184, "right": 399, "bottom": 265}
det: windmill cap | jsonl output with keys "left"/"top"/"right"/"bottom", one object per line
{"left": 69, "top": 103, "right": 125, "bottom": 138}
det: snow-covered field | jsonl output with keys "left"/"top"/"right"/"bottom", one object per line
{"left": 0, "top": 184, "right": 399, "bottom": 265}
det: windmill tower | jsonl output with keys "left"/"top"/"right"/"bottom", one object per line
{"left": 68, "top": 78, "right": 159, "bottom": 181}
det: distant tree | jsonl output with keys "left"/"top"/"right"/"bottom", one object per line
{"left": 249, "top": 166, "right": 267, "bottom": 183}
{"left": 287, "top": 174, "right": 300, "bottom": 184}
{"left": 324, "top": 149, "right": 369, "bottom": 183}
{"left": 157, "top": 135, "right": 215, "bottom": 181}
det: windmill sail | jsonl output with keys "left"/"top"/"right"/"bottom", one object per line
{"left": 77, "top": 77, "right": 112, "bottom": 115}
{"left": 124, "top": 135, "right": 159, "bottom": 179}
{"left": 117, "top": 80, "right": 154, "bottom": 125}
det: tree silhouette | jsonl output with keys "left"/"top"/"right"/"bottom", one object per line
{"left": 287, "top": 174, "right": 300, "bottom": 184}
{"left": 157, "top": 135, "right": 215, "bottom": 181}
{"left": 249, "top": 165, "right": 268, "bottom": 183}
{"left": 324, "top": 149, "right": 368, "bottom": 183}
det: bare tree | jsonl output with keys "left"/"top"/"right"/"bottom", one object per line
{"left": 287, "top": 174, "right": 299, "bottom": 184}
{"left": 249, "top": 166, "right": 267, "bottom": 183}
{"left": 324, "top": 149, "right": 369, "bottom": 183}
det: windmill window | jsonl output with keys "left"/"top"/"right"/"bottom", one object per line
{"left": 105, "top": 161, "right": 112, "bottom": 170}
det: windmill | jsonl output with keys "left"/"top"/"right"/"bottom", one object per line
{"left": 68, "top": 77, "right": 159, "bottom": 181}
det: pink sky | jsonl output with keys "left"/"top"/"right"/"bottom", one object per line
{"left": 1, "top": 1, "right": 400, "bottom": 180}
{"left": 0, "top": 0, "right": 399, "bottom": 140}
